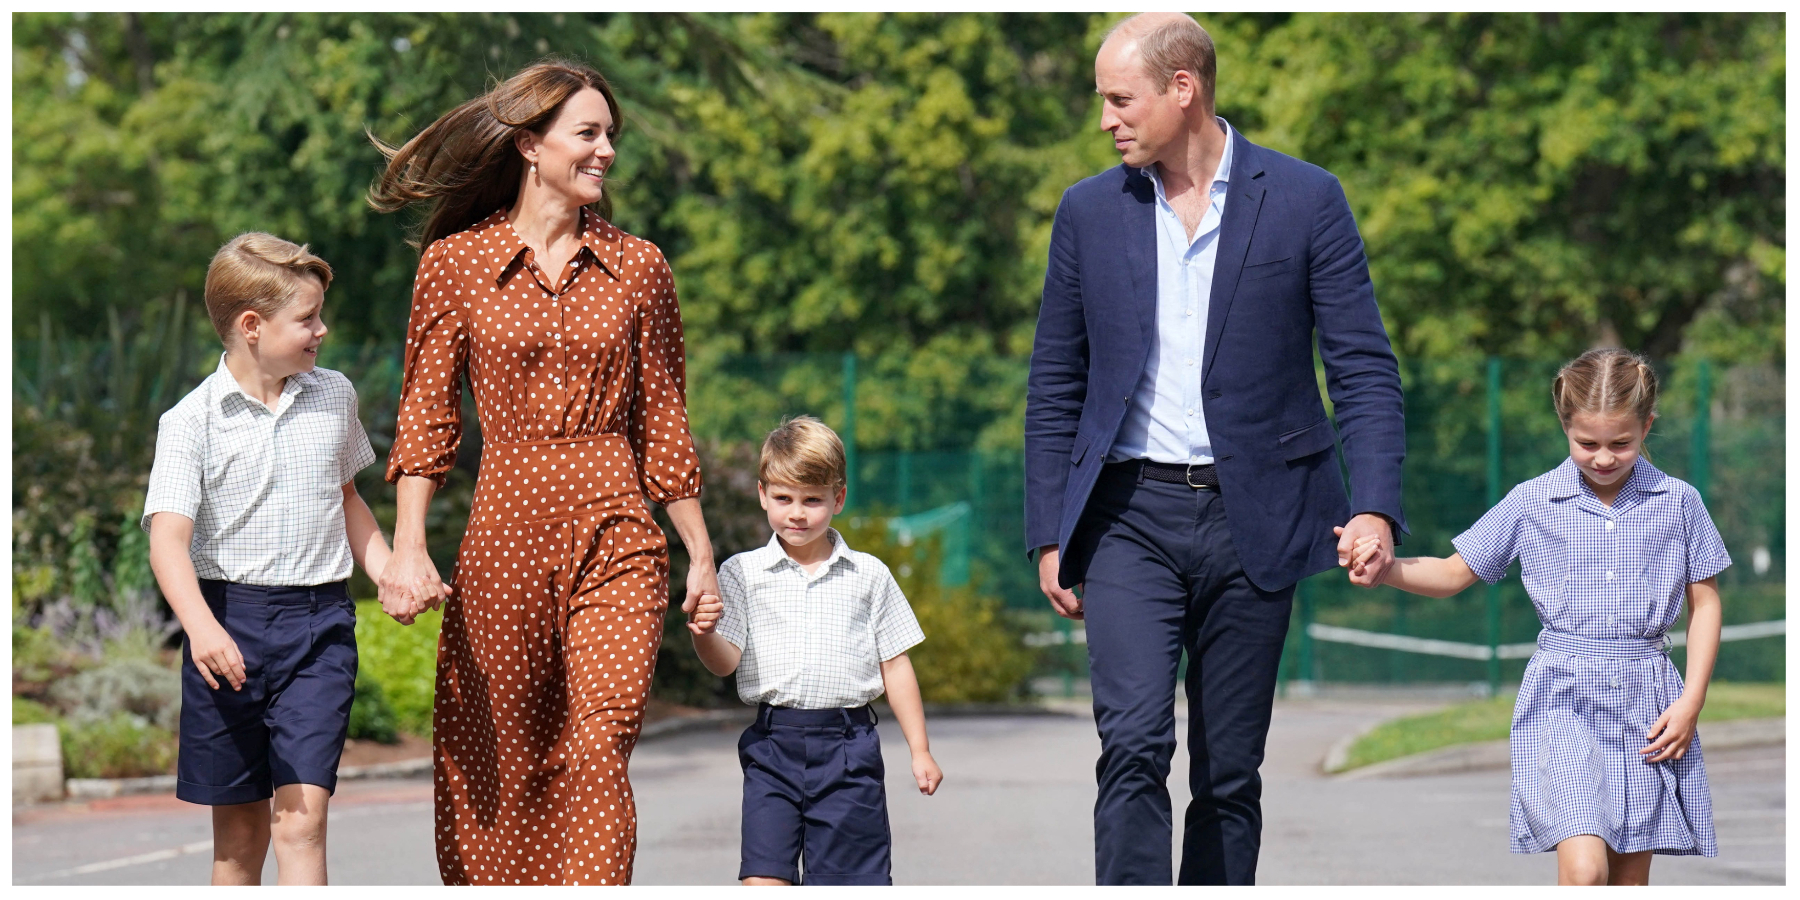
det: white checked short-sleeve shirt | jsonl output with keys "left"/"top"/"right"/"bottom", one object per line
{"left": 716, "top": 528, "right": 926, "bottom": 709}
{"left": 141, "top": 354, "right": 377, "bottom": 586}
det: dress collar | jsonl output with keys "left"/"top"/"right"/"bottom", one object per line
{"left": 1545, "top": 456, "right": 1670, "bottom": 504}
{"left": 474, "top": 207, "right": 626, "bottom": 287}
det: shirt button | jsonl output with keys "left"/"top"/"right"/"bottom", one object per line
{"left": 1186, "top": 409, "right": 1195, "bottom": 417}
{"left": 1606, "top": 521, "right": 1616, "bottom": 531}
{"left": 1186, "top": 309, "right": 1194, "bottom": 317}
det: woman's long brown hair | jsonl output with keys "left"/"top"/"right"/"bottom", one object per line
{"left": 368, "top": 58, "right": 622, "bottom": 248}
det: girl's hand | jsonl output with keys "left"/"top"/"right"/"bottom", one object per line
{"left": 1333, "top": 528, "right": 1384, "bottom": 579}
{"left": 911, "top": 750, "right": 943, "bottom": 795}
{"left": 189, "top": 621, "right": 247, "bottom": 691}
{"left": 1642, "top": 695, "right": 1703, "bottom": 762}
{"left": 685, "top": 592, "right": 723, "bottom": 635}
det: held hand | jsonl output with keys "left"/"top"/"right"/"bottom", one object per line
{"left": 1333, "top": 528, "right": 1385, "bottom": 581}
{"left": 380, "top": 543, "right": 445, "bottom": 626}
{"left": 685, "top": 559, "right": 720, "bottom": 624}
{"left": 189, "top": 622, "right": 247, "bottom": 691}
{"left": 686, "top": 592, "right": 723, "bottom": 635}
{"left": 1642, "top": 696, "right": 1702, "bottom": 762}
{"left": 1037, "top": 547, "right": 1083, "bottom": 620}
{"left": 1336, "top": 514, "right": 1394, "bottom": 587}
{"left": 912, "top": 751, "right": 943, "bottom": 795}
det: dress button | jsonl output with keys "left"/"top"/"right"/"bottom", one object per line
{"left": 1606, "top": 521, "right": 1615, "bottom": 531}
{"left": 1610, "top": 676, "right": 1621, "bottom": 688}
{"left": 1606, "top": 571, "right": 1615, "bottom": 581}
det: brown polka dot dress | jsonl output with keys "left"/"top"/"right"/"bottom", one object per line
{"left": 386, "top": 209, "right": 702, "bottom": 885}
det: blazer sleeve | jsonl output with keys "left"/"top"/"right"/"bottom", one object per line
{"left": 386, "top": 240, "right": 469, "bottom": 488}
{"left": 1023, "top": 189, "right": 1089, "bottom": 554}
{"left": 1307, "top": 175, "right": 1408, "bottom": 534}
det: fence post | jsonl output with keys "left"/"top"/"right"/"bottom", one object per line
{"left": 1485, "top": 357, "right": 1503, "bottom": 696}
{"left": 842, "top": 352, "right": 857, "bottom": 510}
{"left": 1692, "top": 359, "right": 1712, "bottom": 503}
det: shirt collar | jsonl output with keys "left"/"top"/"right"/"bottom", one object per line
{"left": 1146, "top": 117, "right": 1234, "bottom": 204}
{"left": 210, "top": 352, "right": 309, "bottom": 413}
{"left": 761, "top": 527, "right": 855, "bottom": 575}
{"left": 475, "top": 207, "right": 626, "bottom": 287}
{"left": 1545, "top": 456, "right": 1670, "bottom": 501}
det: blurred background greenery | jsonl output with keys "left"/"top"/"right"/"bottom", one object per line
{"left": 12, "top": 13, "right": 1784, "bottom": 774}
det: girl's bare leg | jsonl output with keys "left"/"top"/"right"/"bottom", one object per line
{"left": 212, "top": 800, "right": 271, "bottom": 885}
{"left": 1556, "top": 834, "right": 1610, "bottom": 885}
{"left": 1607, "top": 847, "right": 1654, "bottom": 885}
{"left": 742, "top": 877, "right": 793, "bottom": 885}
{"left": 269, "top": 783, "right": 331, "bottom": 885}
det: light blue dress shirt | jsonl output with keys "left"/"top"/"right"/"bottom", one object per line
{"left": 1110, "top": 119, "right": 1235, "bottom": 465}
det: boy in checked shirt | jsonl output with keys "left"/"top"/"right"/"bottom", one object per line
{"left": 143, "top": 233, "right": 404, "bottom": 885}
{"left": 686, "top": 416, "right": 943, "bottom": 886}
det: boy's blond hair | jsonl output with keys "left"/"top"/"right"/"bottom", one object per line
{"left": 203, "top": 232, "right": 334, "bottom": 343}
{"left": 759, "top": 416, "right": 847, "bottom": 489}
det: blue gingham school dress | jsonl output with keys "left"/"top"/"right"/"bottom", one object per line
{"left": 1453, "top": 458, "right": 1731, "bottom": 856}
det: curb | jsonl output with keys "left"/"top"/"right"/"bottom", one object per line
{"left": 1332, "top": 716, "right": 1786, "bottom": 780}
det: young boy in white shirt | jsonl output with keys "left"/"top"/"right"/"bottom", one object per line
{"left": 686, "top": 415, "right": 943, "bottom": 886}
{"left": 143, "top": 233, "right": 396, "bottom": 885}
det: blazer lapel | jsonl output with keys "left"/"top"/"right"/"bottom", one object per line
{"left": 1203, "top": 132, "right": 1267, "bottom": 381}
{"left": 1119, "top": 167, "right": 1158, "bottom": 352}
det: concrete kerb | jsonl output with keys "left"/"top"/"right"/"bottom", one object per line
{"left": 40, "top": 703, "right": 1079, "bottom": 801}
{"left": 1329, "top": 716, "right": 1786, "bottom": 780}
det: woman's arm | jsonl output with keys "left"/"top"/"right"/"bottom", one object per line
{"left": 880, "top": 652, "right": 942, "bottom": 795}
{"left": 1643, "top": 577, "right": 1722, "bottom": 762}
{"left": 378, "top": 474, "right": 445, "bottom": 625}
{"left": 665, "top": 496, "right": 719, "bottom": 617}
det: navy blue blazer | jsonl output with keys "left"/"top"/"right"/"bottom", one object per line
{"left": 1024, "top": 129, "right": 1407, "bottom": 592}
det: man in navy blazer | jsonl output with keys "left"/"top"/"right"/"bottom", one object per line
{"left": 1025, "top": 13, "right": 1407, "bottom": 885}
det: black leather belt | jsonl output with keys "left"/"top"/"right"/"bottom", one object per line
{"left": 1111, "top": 459, "right": 1220, "bottom": 489}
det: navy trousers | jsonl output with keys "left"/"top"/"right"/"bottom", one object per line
{"left": 737, "top": 704, "right": 892, "bottom": 885}
{"left": 1066, "top": 463, "right": 1295, "bottom": 885}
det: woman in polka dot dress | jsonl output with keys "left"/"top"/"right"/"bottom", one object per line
{"left": 368, "top": 60, "right": 717, "bottom": 885}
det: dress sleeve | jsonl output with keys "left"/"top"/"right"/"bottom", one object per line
{"left": 1451, "top": 486, "right": 1528, "bottom": 585}
{"left": 630, "top": 244, "right": 703, "bottom": 504}
{"left": 715, "top": 556, "right": 748, "bottom": 651}
{"left": 1682, "top": 487, "right": 1732, "bottom": 584}
{"left": 870, "top": 561, "right": 926, "bottom": 662}
{"left": 386, "top": 240, "right": 469, "bottom": 488}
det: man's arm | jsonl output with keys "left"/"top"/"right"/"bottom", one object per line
{"left": 1024, "top": 190, "right": 1089, "bottom": 555}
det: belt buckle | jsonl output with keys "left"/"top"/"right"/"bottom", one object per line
{"left": 1659, "top": 633, "right": 1673, "bottom": 656}
{"left": 1185, "top": 463, "right": 1206, "bottom": 489}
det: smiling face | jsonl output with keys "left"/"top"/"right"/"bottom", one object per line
{"left": 1564, "top": 409, "right": 1654, "bottom": 500}
{"left": 239, "top": 276, "right": 328, "bottom": 378}
{"left": 517, "top": 87, "right": 617, "bottom": 210}
{"left": 758, "top": 481, "right": 846, "bottom": 552}
{"left": 1095, "top": 37, "right": 1191, "bottom": 170}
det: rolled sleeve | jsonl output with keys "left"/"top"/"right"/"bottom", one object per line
{"left": 1452, "top": 487, "right": 1527, "bottom": 585}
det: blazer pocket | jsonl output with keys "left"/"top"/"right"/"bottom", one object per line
{"left": 1070, "top": 433, "right": 1092, "bottom": 467}
{"left": 1278, "top": 417, "right": 1336, "bottom": 461}
{"left": 1239, "top": 256, "right": 1297, "bottom": 283}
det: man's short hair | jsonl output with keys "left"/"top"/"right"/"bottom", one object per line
{"left": 759, "top": 416, "right": 847, "bottom": 489}
{"left": 1105, "top": 13, "right": 1217, "bottom": 111}
{"left": 203, "top": 232, "right": 334, "bottom": 342}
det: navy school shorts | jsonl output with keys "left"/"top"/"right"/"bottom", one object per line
{"left": 738, "top": 704, "right": 893, "bottom": 885}
{"left": 176, "top": 579, "right": 358, "bottom": 806}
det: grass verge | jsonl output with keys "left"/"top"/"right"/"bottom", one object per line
{"left": 1339, "top": 681, "right": 1786, "bottom": 772}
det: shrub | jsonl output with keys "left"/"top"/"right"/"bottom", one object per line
{"left": 47, "top": 657, "right": 182, "bottom": 731}
{"left": 348, "top": 668, "right": 400, "bottom": 744}
{"left": 13, "top": 696, "right": 59, "bottom": 725}
{"left": 354, "top": 601, "right": 441, "bottom": 736}
{"left": 62, "top": 712, "right": 178, "bottom": 779}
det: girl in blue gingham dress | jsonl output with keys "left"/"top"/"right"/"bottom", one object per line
{"left": 1346, "top": 349, "right": 1730, "bottom": 885}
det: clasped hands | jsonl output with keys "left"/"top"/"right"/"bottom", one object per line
{"left": 377, "top": 544, "right": 453, "bottom": 625}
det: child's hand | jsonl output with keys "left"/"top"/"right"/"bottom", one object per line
{"left": 1642, "top": 695, "right": 1703, "bottom": 762}
{"left": 911, "top": 751, "right": 943, "bottom": 795}
{"left": 1332, "top": 527, "right": 1384, "bottom": 579}
{"left": 686, "top": 592, "right": 722, "bottom": 635}
{"left": 189, "top": 622, "right": 248, "bottom": 691}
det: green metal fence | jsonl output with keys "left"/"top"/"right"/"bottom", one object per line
{"left": 12, "top": 339, "right": 1786, "bottom": 687}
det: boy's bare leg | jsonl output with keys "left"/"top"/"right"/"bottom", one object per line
{"left": 269, "top": 783, "right": 331, "bottom": 885}
{"left": 742, "top": 877, "right": 793, "bottom": 886}
{"left": 1607, "top": 847, "right": 1654, "bottom": 885}
{"left": 1555, "top": 835, "right": 1610, "bottom": 885}
{"left": 212, "top": 800, "right": 272, "bottom": 885}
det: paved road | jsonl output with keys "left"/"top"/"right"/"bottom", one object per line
{"left": 13, "top": 700, "right": 1784, "bottom": 885}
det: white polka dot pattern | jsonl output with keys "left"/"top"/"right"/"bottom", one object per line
{"left": 386, "top": 210, "right": 702, "bottom": 885}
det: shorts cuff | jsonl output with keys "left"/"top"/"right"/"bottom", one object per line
{"left": 738, "top": 861, "right": 799, "bottom": 884}
{"left": 272, "top": 767, "right": 340, "bottom": 796}
{"left": 803, "top": 872, "right": 893, "bottom": 886}
{"left": 177, "top": 779, "right": 271, "bottom": 807}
